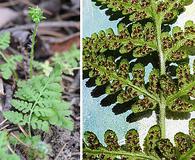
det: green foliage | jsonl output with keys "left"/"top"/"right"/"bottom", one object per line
{"left": 3, "top": 65, "right": 73, "bottom": 133}
{"left": 144, "top": 125, "right": 161, "bottom": 157}
{"left": 28, "top": 6, "right": 45, "bottom": 24}
{"left": 51, "top": 45, "right": 80, "bottom": 75}
{"left": 93, "top": 0, "right": 192, "bottom": 23}
{"left": 83, "top": 0, "right": 195, "bottom": 114}
{"left": 32, "top": 60, "right": 53, "bottom": 76}
{"left": 83, "top": 0, "right": 195, "bottom": 159}
{"left": 0, "top": 55, "right": 23, "bottom": 80}
{"left": 33, "top": 45, "right": 80, "bottom": 76}
{"left": 0, "top": 6, "right": 75, "bottom": 159}
{"left": 84, "top": 119, "right": 195, "bottom": 160}
{"left": 0, "top": 32, "right": 23, "bottom": 79}
{"left": 0, "top": 32, "right": 10, "bottom": 50}
{"left": 0, "top": 131, "right": 20, "bottom": 160}
{"left": 10, "top": 134, "right": 51, "bottom": 160}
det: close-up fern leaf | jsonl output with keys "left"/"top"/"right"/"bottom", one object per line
{"left": 83, "top": 119, "right": 195, "bottom": 160}
{"left": 83, "top": 0, "right": 195, "bottom": 159}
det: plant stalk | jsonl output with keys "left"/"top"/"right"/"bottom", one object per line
{"left": 84, "top": 148, "right": 160, "bottom": 160}
{"left": 159, "top": 95, "right": 166, "bottom": 138}
{"left": 30, "top": 23, "right": 38, "bottom": 78}
{"left": 156, "top": 19, "right": 166, "bottom": 139}
{"left": 156, "top": 20, "right": 166, "bottom": 75}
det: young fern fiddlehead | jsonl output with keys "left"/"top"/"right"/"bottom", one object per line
{"left": 83, "top": 0, "right": 195, "bottom": 159}
{"left": 28, "top": 6, "right": 45, "bottom": 78}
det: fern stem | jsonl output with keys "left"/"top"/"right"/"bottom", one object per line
{"left": 84, "top": 148, "right": 160, "bottom": 160}
{"left": 0, "top": 124, "right": 9, "bottom": 131}
{"left": 28, "top": 78, "right": 50, "bottom": 136}
{"left": 159, "top": 95, "right": 166, "bottom": 139}
{"left": 156, "top": 20, "right": 165, "bottom": 75}
{"left": 30, "top": 23, "right": 38, "bottom": 78}
{"left": 156, "top": 19, "right": 166, "bottom": 139}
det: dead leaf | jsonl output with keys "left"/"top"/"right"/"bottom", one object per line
{"left": 51, "top": 34, "right": 80, "bottom": 52}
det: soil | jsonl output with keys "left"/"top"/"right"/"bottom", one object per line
{"left": 0, "top": 0, "right": 80, "bottom": 159}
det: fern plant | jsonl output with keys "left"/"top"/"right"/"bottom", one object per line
{"left": 3, "top": 65, "right": 73, "bottom": 135}
{"left": 83, "top": 0, "right": 195, "bottom": 159}
{"left": 0, "top": 32, "right": 23, "bottom": 80}
{"left": 0, "top": 6, "right": 74, "bottom": 159}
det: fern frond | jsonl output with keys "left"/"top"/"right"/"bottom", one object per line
{"left": 84, "top": 119, "right": 195, "bottom": 160}
{"left": 165, "top": 63, "right": 195, "bottom": 112}
{"left": 0, "top": 55, "right": 23, "bottom": 79}
{"left": 165, "top": 20, "right": 195, "bottom": 61}
{"left": 0, "top": 131, "right": 20, "bottom": 160}
{"left": 0, "top": 32, "right": 23, "bottom": 79}
{"left": 3, "top": 65, "right": 73, "bottom": 133}
{"left": 32, "top": 60, "right": 53, "bottom": 76}
{"left": 83, "top": 22, "right": 157, "bottom": 56}
{"left": 83, "top": 20, "right": 195, "bottom": 116}
{"left": 83, "top": 126, "right": 160, "bottom": 160}
{"left": 84, "top": 50, "right": 160, "bottom": 114}
{"left": 83, "top": 0, "right": 195, "bottom": 158}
